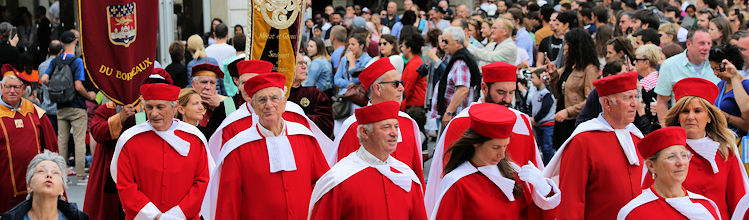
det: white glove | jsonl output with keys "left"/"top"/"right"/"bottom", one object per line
{"left": 518, "top": 161, "right": 552, "bottom": 196}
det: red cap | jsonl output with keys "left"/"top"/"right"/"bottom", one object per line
{"left": 151, "top": 68, "right": 173, "bottom": 84}
{"left": 469, "top": 103, "right": 516, "bottom": 139}
{"left": 360, "top": 58, "right": 395, "bottom": 92}
{"left": 243, "top": 72, "right": 286, "bottom": 98}
{"left": 593, "top": 72, "right": 639, "bottom": 97}
{"left": 191, "top": 63, "right": 224, "bottom": 78}
{"left": 140, "top": 83, "right": 180, "bottom": 101}
{"left": 482, "top": 62, "right": 517, "bottom": 83}
{"left": 673, "top": 77, "right": 719, "bottom": 104}
{"left": 637, "top": 126, "right": 687, "bottom": 159}
{"left": 237, "top": 60, "right": 274, "bottom": 77}
{"left": 1, "top": 64, "right": 30, "bottom": 84}
{"left": 355, "top": 101, "right": 400, "bottom": 124}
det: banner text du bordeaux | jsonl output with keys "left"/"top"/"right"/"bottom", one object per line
{"left": 97, "top": 58, "right": 153, "bottom": 81}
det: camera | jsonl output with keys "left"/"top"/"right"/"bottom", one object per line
{"left": 517, "top": 69, "right": 532, "bottom": 86}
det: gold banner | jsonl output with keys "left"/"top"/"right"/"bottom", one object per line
{"left": 246, "top": 0, "right": 305, "bottom": 97}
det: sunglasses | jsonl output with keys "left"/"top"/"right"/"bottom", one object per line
{"left": 441, "top": 39, "right": 450, "bottom": 44}
{"left": 379, "top": 41, "right": 390, "bottom": 46}
{"left": 633, "top": 58, "right": 648, "bottom": 61}
{"left": 378, "top": 80, "right": 405, "bottom": 87}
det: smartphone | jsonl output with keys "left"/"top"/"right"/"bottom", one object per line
{"left": 720, "top": 62, "right": 726, "bottom": 72}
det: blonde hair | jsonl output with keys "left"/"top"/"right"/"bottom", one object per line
{"left": 176, "top": 88, "right": 199, "bottom": 120}
{"left": 665, "top": 96, "right": 736, "bottom": 160}
{"left": 494, "top": 17, "right": 515, "bottom": 35}
{"left": 187, "top": 34, "right": 207, "bottom": 60}
{"left": 635, "top": 44, "right": 663, "bottom": 68}
{"left": 658, "top": 23, "right": 680, "bottom": 39}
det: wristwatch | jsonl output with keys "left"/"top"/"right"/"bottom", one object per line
{"left": 445, "top": 111, "right": 455, "bottom": 116}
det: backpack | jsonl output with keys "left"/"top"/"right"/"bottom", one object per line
{"left": 48, "top": 55, "right": 78, "bottom": 103}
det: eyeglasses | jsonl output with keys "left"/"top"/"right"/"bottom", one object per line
{"left": 661, "top": 151, "right": 693, "bottom": 163}
{"left": 633, "top": 57, "right": 648, "bottom": 62}
{"left": 441, "top": 39, "right": 450, "bottom": 44}
{"left": 378, "top": 80, "right": 405, "bottom": 88}
{"left": 379, "top": 41, "right": 390, "bottom": 46}
{"left": 253, "top": 95, "right": 283, "bottom": 105}
{"left": 2, "top": 84, "right": 23, "bottom": 90}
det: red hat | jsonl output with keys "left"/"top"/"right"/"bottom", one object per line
{"left": 151, "top": 68, "right": 173, "bottom": 84}
{"left": 469, "top": 103, "right": 516, "bottom": 139}
{"left": 140, "top": 83, "right": 180, "bottom": 101}
{"left": 236, "top": 60, "right": 274, "bottom": 77}
{"left": 243, "top": 72, "right": 286, "bottom": 98}
{"left": 355, "top": 101, "right": 400, "bottom": 124}
{"left": 1, "top": 64, "right": 30, "bottom": 84}
{"left": 482, "top": 62, "right": 517, "bottom": 83}
{"left": 637, "top": 126, "right": 687, "bottom": 159}
{"left": 191, "top": 63, "right": 224, "bottom": 78}
{"left": 673, "top": 77, "right": 719, "bottom": 104}
{"left": 360, "top": 58, "right": 395, "bottom": 92}
{"left": 593, "top": 72, "right": 639, "bottom": 97}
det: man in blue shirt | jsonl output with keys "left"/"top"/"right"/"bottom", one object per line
{"left": 654, "top": 27, "right": 720, "bottom": 125}
{"left": 44, "top": 31, "right": 95, "bottom": 178}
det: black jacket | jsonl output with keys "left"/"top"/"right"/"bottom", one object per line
{"left": 1, "top": 199, "right": 88, "bottom": 220}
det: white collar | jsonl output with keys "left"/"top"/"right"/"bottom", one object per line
{"left": 687, "top": 137, "right": 721, "bottom": 174}
{"left": 148, "top": 119, "right": 190, "bottom": 156}
{"left": 356, "top": 146, "right": 388, "bottom": 165}
{"left": 476, "top": 163, "right": 519, "bottom": 201}
{"left": 257, "top": 120, "right": 286, "bottom": 137}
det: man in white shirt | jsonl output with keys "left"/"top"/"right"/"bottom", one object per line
{"left": 205, "top": 23, "right": 236, "bottom": 65}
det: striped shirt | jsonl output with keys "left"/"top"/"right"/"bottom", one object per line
{"left": 640, "top": 71, "right": 658, "bottom": 91}
{"left": 429, "top": 60, "right": 475, "bottom": 119}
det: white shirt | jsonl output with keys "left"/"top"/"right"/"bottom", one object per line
{"left": 205, "top": 43, "right": 237, "bottom": 64}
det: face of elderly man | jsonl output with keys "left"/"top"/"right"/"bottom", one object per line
{"left": 251, "top": 87, "right": 286, "bottom": 128}
{"left": 603, "top": 89, "right": 638, "bottom": 126}
{"left": 144, "top": 99, "right": 177, "bottom": 131}
{"left": 192, "top": 75, "right": 218, "bottom": 95}
{"left": 27, "top": 160, "right": 65, "bottom": 198}
{"left": 372, "top": 70, "right": 404, "bottom": 103}
{"left": 1, "top": 76, "right": 25, "bottom": 106}
{"left": 360, "top": 118, "right": 399, "bottom": 156}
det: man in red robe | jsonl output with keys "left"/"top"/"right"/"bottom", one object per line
{"left": 84, "top": 69, "right": 172, "bottom": 220}
{"left": 112, "top": 82, "right": 213, "bottom": 220}
{"left": 201, "top": 73, "right": 330, "bottom": 220}
{"left": 332, "top": 58, "right": 423, "bottom": 184}
{"left": 0, "top": 64, "right": 58, "bottom": 212}
{"left": 309, "top": 101, "right": 426, "bottom": 220}
{"left": 424, "top": 62, "right": 543, "bottom": 216}
{"left": 206, "top": 60, "right": 333, "bottom": 162}
{"left": 543, "top": 72, "right": 645, "bottom": 219}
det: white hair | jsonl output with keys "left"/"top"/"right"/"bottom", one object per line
{"left": 367, "top": 74, "right": 386, "bottom": 99}
{"left": 25, "top": 150, "right": 67, "bottom": 199}
{"left": 599, "top": 95, "right": 618, "bottom": 109}
{"left": 443, "top": 26, "right": 466, "bottom": 44}
{"left": 1, "top": 74, "right": 19, "bottom": 86}
{"left": 141, "top": 98, "right": 178, "bottom": 108}
{"left": 357, "top": 123, "right": 374, "bottom": 143}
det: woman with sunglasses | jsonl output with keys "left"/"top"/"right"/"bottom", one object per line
{"left": 429, "top": 103, "right": 559, "bottom": 219}
{"left": 644, "top": 77, "right": 749, "bottom": 219}
{"left": 367, "top": 34, "right": 404, "bottom": 76}
{"left": 618, "top": 127, "right": 720, "bottom": 219}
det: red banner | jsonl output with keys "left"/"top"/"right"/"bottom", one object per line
{"left": 78, "top": 0, "right": 158, "bottom": 105}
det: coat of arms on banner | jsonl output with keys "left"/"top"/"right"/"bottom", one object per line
{"left": 107, "top": 2, "right": 137, "bottom": 47}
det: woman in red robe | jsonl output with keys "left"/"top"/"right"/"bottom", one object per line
{"left": 618, "top": 126, "right": 720, "bottom": 219}
{"left": 642, "top": 77, "right": 749, "bottom": 219}
{"left": 430, "top": 103, "right": 559, "bottom": 220}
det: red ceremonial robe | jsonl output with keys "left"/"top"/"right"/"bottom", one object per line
{"left": 201, "top": 121, "right": 329, "bottom": 220}
{"left": 332, "top": 111, "right": 423, "bottom": 184}
{"left": 84, "top": 102, "right": 138, "bottom": 220}
{"left": 733, "top": 194, "right": 749, "bottom": 219}
{"left": 543, "top": 116, "right": 645, "bottom": 220}
{"left": 424, "top": 102, "right": 543, "bottom": 216}
{"left": 432, "top": 161, "right": 559, "bottom": 220}
{"left": 641, "top": 137, "right": 749, "bottom": 219}
{"left": 207, "top": 101, "right": 333, "bottom": 163}
{"left": 617, "top": 187, "right": 720, "bottom": 220}
{"left": 112, "top": 121, "right": 212, "bottom": 220}
{"left": 309, "top": 149, "right": 426, "bottom": 220}
{"left": 0, "top": 98, "right": 58, "bottom": 212}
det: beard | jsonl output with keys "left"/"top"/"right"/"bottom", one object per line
{"left": 485, "top": 95, "right": 512, "bottom": 107}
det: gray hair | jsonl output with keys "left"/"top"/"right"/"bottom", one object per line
{"left": 443, "top": 26, "right": 466, "bottom": 44}
{"left": 357, "top": 123, "right": 374, "bottom": 143}
{"left": 367, "top": 74, "right": 386, "bottom": 99}
{"left": 25, "top": 150, "right": 67, "bottom": 199}
{"left": 1, "top": 74, "right": 19, "bottom": 86}
{"left": 141, "top": 98, "right": 178, "bottom": 108}
{"left": 599, "top": 95, "right": 618, "bottom": 109}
